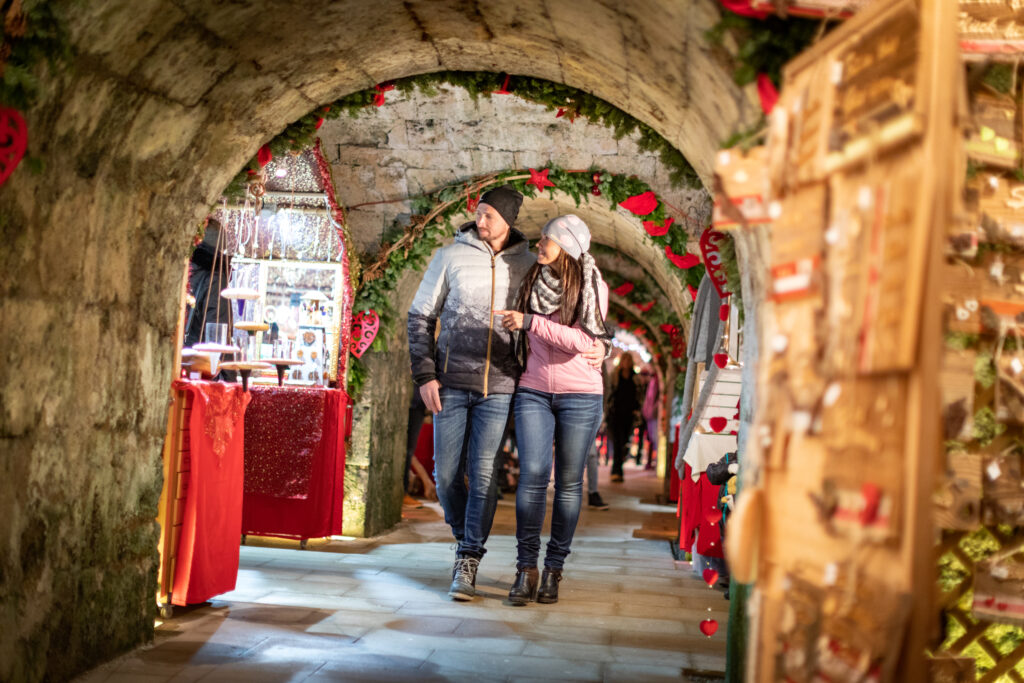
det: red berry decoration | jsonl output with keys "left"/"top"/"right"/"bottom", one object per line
{"left": 592, "top": 172, "right": 601, "bottom": 183}
{"left": 591, "top": 186, "right": 602, "bottom": 196}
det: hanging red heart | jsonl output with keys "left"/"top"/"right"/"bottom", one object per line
{"left": 700, "top": 619, "right": 718, "bottom": 637}
{"left": 705, "top": 508, "right": 723, "bottom": 524}
{"left": 613, "top": 282, "right": 634, "bottom": 297}
{"left": 713, "top": 353, "right": 728, "bottom": 369}
{"left": 666, "top": 245, "right": 701, "bottom": 270}
{"left": 0, "top": 108, "right": 28, "bottom": 188}
{"left": 643, "top": 217, "right": 674, "bottom": 237}
{"left": 709, "top": 416, "right": 728, "bottom": 433}
{"left": 635, "top": 300, "right": 655, "bottom": 313}
{"left": 257, "top": 144, "right": 273, "bottom": 168}
{"left": 350, "top": 309, "right": 380, "bottom": 358}
{"left": 526, "top": 168, "right": 556, "bottom": 191}
{"left": 719, "top": 303, "right": 730, "bottom": 322}
{"left": 702, "top": 568, "right": 719, "bottom": 587}
{"left": 619, "top": 191, "right": 658, "bottom": 216}
{"left": 699, "top": 228, "right": 732, "bottom": 298}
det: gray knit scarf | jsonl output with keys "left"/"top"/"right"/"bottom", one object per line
{"left": 528, "top": 253, "right": 606, "bottom": 337}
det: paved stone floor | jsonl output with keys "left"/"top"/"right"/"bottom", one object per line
{"left": 77, "top": 462, "right": 728, "bottom": 682}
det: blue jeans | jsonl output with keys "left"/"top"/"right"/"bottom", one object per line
{"left": 432, "top": 387, "right": 513, "bottom": 559}
{"left": 513, "top": 388, "right": 603, "bottom": 570}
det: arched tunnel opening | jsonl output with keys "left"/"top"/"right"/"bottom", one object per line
{"left": 2, "top": 1, "right": 1011, "bottom": 682}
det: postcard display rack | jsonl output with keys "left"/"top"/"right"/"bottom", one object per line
{"left": 713, "top": 2, "right": 960, "bottom": 680}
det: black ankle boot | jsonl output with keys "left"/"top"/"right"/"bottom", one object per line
{"left": 508, "top": 567, "right": 539, "bottom": 606}
{"left": 537, "top": 568, "right": 562, "bottom": 604}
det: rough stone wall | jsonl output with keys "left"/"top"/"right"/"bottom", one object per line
{"left": 0, "top": 0, "right": 754, "bottom": 679}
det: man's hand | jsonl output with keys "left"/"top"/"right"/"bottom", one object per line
{"left": 494, "top": 309, "right": 525, "bottom": 331}
{"left": 419, "top": 379, "right": 443, "bottom": 414}
{"left": 582, "top": 339, "right": 606, "bottom": 368}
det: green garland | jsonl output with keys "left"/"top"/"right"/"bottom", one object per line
{"left": 345, "top": 163, "right": 707, "bottom": 398}
{"left": 0, "top": 0, "right": 71, "bottom": 110}
{"left": 704, "top": 11, "right": 823, "bottom": 89}
{"left": 225, "top": 71, "right": 702, "bottom": 197}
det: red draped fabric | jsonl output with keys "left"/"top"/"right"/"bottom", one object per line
{"left": 241, "top": 386, "right": 347, "bottom": 539}
{"left": 171, "top": 380, "right": 250, "bottom": 606}
{"left": 413, "top": 423, "right": 435, "bottom": 483}
{"left": 678, "top": 463, "right": 724, "bottom": 559}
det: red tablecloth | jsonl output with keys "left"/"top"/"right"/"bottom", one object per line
{"left": 172, "top": 380, "right": 250, "bottom": 606}
{"left": 678, "top": 463, "right": 724, "bottom": 558}
{"left": 241, "top": 385, "right": 347, "bottom": 539}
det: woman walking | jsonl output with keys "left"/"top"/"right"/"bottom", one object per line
{"left": 607, "top": 352, "right": 640, "bottom": 482}
{"left": 495, "top": 214, "right": 609, "bottom": 606}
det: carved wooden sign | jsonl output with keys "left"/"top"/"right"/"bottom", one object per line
{"left": 960, "top": 2, "right": 1024, "bottom": 58}
{"left": 699, "top": 228, "right": 733, "bottom": 298}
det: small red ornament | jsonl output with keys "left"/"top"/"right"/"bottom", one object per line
{"left": 591, "top": 186, "right": 601, "bottom": 196}
{"left": 315, "top": 117, "right": 325, "bottom": 130}
{"left": 0, "top": 107, "right": 28, "bottom": 188}
{"left": 619, "top": 191, "right": 658, "bottom": 216}
{"left": 709, "top": 416, "right": 728, "bottom": 433}
{"left": 373, "top": 82, "right": 395, "bottom": 107}
{"left": 635, "top": 300, "right": 655, "bottom": 313}
{"left": 700, "top": 619, "right": 719, "bottom": 637}
{"left": 643, "top": 217, "right": 674, "bottom": 237}
{"left": 617, "top": 320, "right": 632, "bottom": 329}
{"left": 466, "top": 191, "right": 480, "bottom": 213}
{"left": 719, "top": 303, "right": 730, "bottom": 322}
{"left": 527, "top": 168, "right": 556, "bottom": 191}
{"left": 702, "top": 568, "right": 719, "bottom": 587}
{"left": 756, "top": 73, "right": 779, "bottom": 115}
{"left": 713, "top": 353, "right": 729, "bottom": 369}
{"left": 350, "top": 310, "right": 381, "bottom": 358}
{"left": 666, "top": 245, "right": 701, "bottom": 270}
{"left": 257, "top": 144, "right": 273, "bottom": 168}
{"left": 858, "top": 482, "right": 882, "bottom": 526}
{"left": 659, "top": 323, "right": 676, "bottom": 335}
{"left": 613, "top": 282, "right": 634, "bottom": 297}
{"left": 493, "top": 74, "right": 512, "bottom": 95}
{"left": 592, "top": 172, "right": 601, "bottom": 183}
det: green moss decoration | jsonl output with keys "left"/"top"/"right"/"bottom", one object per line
{"left": 972, "top": 406, "right": 1007, "bottom": 448}
{"left": 975, "top": 351, "right": 996, "bottom": 390}
{"left": 0, "top": 1, "right": 72, "bottom": 110}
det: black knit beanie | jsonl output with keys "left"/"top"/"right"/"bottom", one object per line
{"left": 479, "top": 185, "right": 524, "bottom": 227}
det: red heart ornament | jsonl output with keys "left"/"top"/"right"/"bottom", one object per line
{"left": 699, "top": 228, "right": 732, "bottom": 298}
{"left": 709, "top": 416, "right": 728, "bottom": 433}
{"left": 350, "top": 309, "right": 380, "bottom": 358}
{"left": 713, "top": 353, "right": 729, "bottom": 369}
{"left": 702, "top": 568, "right": 719, "bottom": 587}
{"left": 705, "top": 508, "right": 723, "bottom": 524}
{"left": 700, "top": 619, "right": 718, "bottom": 637}
{"left": 0, "top": 108, "right": 29, "bottom": 188}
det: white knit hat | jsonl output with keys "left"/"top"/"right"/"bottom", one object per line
{"left": 542, "top": 214, "right": 591, "bottom": 260}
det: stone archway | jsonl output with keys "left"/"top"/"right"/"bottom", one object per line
{"left": 0, "top": 1, "right": 758, "bottom": 679}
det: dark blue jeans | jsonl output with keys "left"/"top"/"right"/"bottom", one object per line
{"left": 513, "top": 388, "right": 604, "bottom": 570}
{"left": 432, "top": 387, "right": 513, "bottom": 559}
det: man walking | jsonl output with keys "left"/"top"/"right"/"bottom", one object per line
{"left": 408, "top": 185, "right": 603, "bottom": 600}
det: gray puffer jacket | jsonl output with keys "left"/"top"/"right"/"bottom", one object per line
{"left": 408, "top": 222, "right": 536, "bottom": 395}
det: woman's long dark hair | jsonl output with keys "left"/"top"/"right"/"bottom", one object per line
{"left": 516, "top": 250, "right": 583, "bottom": 325}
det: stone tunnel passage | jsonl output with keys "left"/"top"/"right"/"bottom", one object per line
{"left": 0, "top": 1, "right": 761, "bottom": 680}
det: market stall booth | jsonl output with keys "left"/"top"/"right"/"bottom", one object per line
{"left": 156, "top": 143, "right": 353, "bottom": 614}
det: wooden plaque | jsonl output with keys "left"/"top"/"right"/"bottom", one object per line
{"left": 960, "top": 2, "right": 1024, "bottom": 59}
{"left": 965, "top": 92, "right": 1020, "bottom": 170}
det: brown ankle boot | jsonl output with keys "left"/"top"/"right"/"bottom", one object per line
{"left": 537, "top": 568, "right": 562, "bottom": 604}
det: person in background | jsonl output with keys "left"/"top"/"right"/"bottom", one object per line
{"left": 585, "top": 442, "right": 610, "bottom": 510}
{"left": 640, "top": 364, "right": 660, "bottom": 470}
{"left": 184, "top": 218, "right": 233, "bottom": 347}
{"left": 496, "top": 214, "right": 610, "bottom": 606}
{"left": 606, "top": 352, "right": 640, "bottom": 482}
{"left": 403, "top": 386, "right": 428, "bottom": 507}
{"left": 408, "top": 187, "right": 607, "bottom": 602}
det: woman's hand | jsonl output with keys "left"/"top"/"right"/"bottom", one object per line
{"left": 494, "top": 309, "right": 525, "bottom": 331}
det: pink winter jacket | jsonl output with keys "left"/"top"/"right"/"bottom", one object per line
{"left": 518, "top": 281, "right": 609, "bottom": 396}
